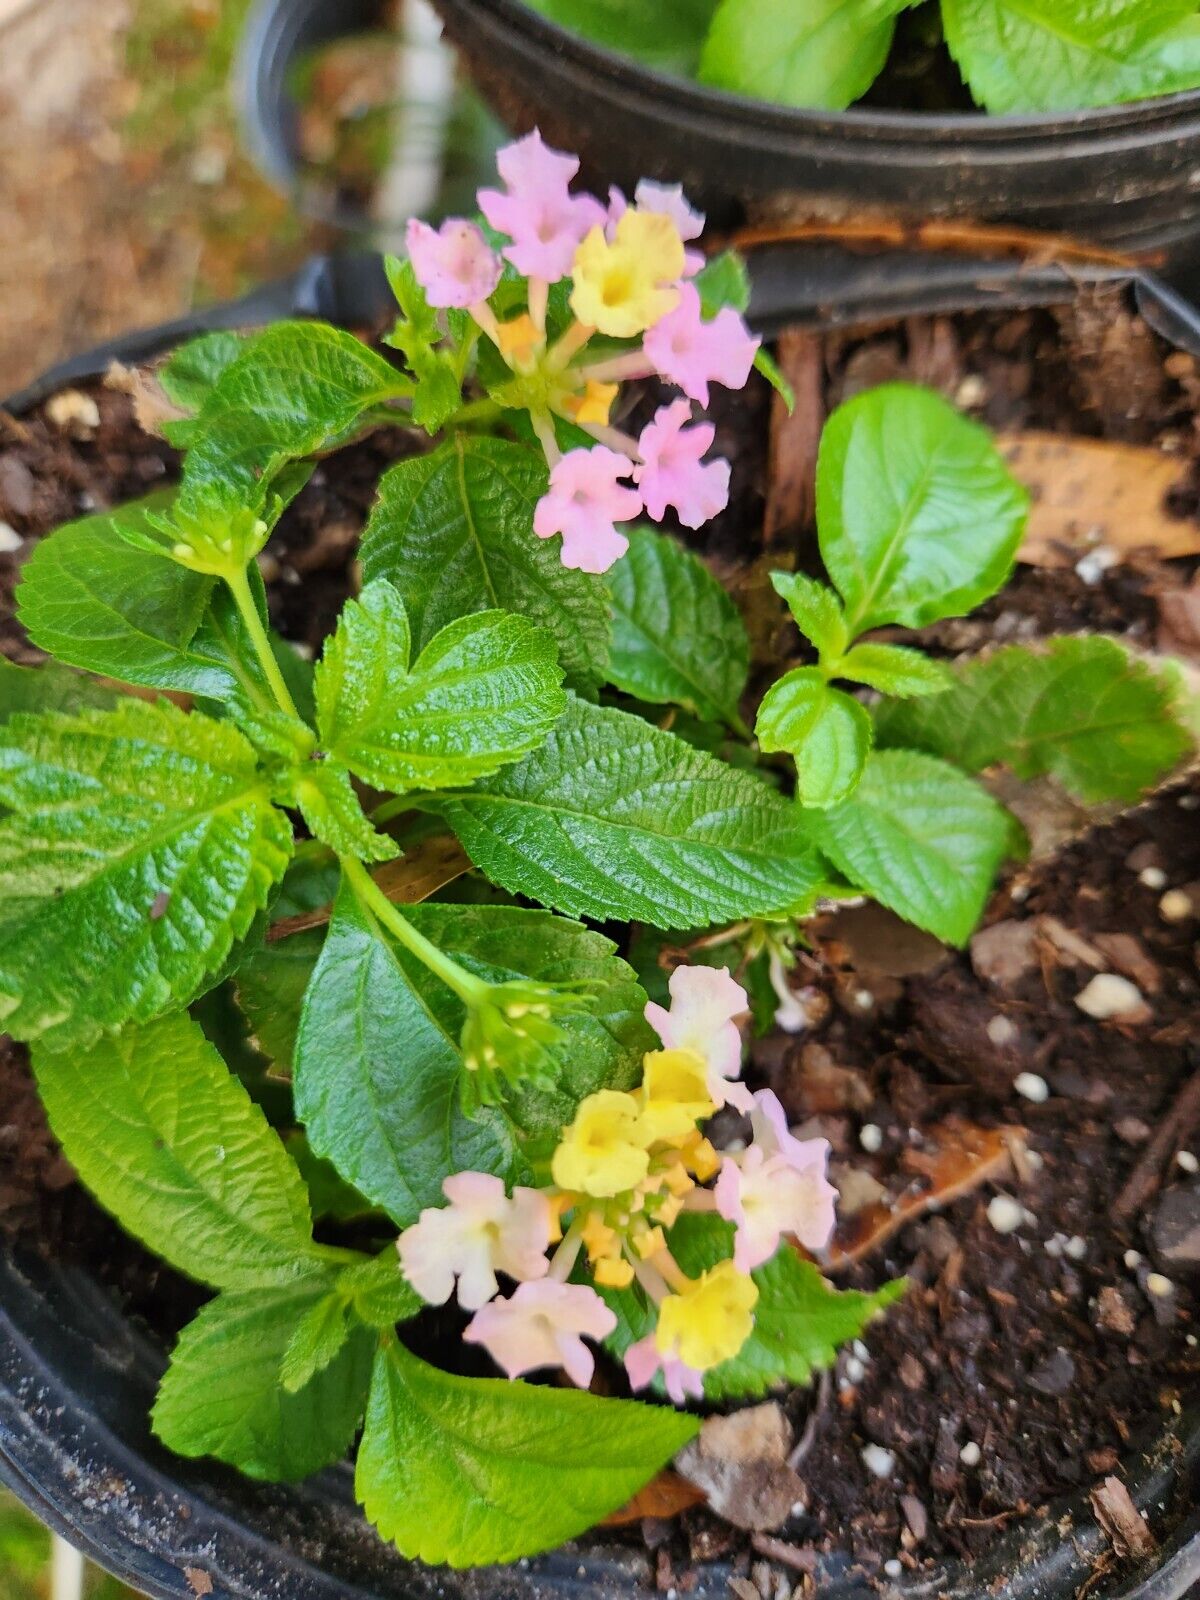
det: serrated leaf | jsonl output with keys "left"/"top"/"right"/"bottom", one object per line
{"left": 291, "top": 763, "right": 399, "bottom": 864}
{"left": 816, "top": 383, "right": 1029, "bottom": 632}
{"left": 356, "top": 1336, "right": 699, "bottom": 1567}
{"left": 699, "top": 0, "right": 909, "bottom": 109}
{"left": 383, "top": 256, "right": 465, "bottom": 433}
{"left": 875, "top": 636, "right": 1193, "bottom": 803}
{"left": 32, "top": 1011, "right": 323, "bottom": 1289}
{"left": 153, "top": 1281, "right": 374, "bottom": 1480}
{"left": 607, "top": 526, "right": 750, "bottom": 728}
{"left": 0, "top": 698, "right": 293, "bottom": 1046}
{"left": 339, "top": 1249, "right": 424, "bottom": 1329}
{"left": 0, "top": 655, "right": 116, "bottom": 722}
{"left": 429, "top": 695, "right": 824, "bottom": 929}
{"left": 360, "top": 435, "right": 610, "bottom": 696}
{"left": 284, "top": 1132, "right": 382, "bottom": 1222}
{"left": 942, "top": 0, "right": 1200, "bottom": 114}
{"left": 601, "top": 1214, "right": 904, "bottom": 1401}
{"left": 756, "top": 667, "right": 872, "bottom": 807}
{"left": 315, "top": 580, "right": 565, "bottom": 793}
{"left": 805, "top": 748, "right": 1012, "bottom": 946}
{"left": 280, "top": 1288, "right": 355, "bottom": 1393}
{"left": 837, "top": 642, "right": 953, "bottom": 698}
{"left": 770, "top": 572, "right": 850, "bottom": 659}
{"left": 158, "top": 331, "right": 246, "bottom": 414}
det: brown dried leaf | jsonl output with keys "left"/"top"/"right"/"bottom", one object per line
{"left": 601, "top": 1470, "right": 706, "bottom": 1527}
{"left": 1091, "top": 1476, "right": 1157, "bottom": 1559}
{"left": 266, "top": 834, "right": 470, "bottom": 942}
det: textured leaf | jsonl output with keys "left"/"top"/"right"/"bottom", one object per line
{"left": 942, "top": 0, "right": 1200, "bottom": 113}
{"left": 607, "top": 526, "right": 750, "bottom": 728}
{"left": 0, "top": 655, "right": 116, "bottom": 722}
{"left": 32, "top": 1011, "right": 322, "bottom": 1289}
{"left": 603, "top": 1215, "right": 904, "bottom": 1400}
{"left": 158, "top": 331, "right": 245, "bottom": 414}
{"left": 699, "top": 0, "right": 909, "bottom": 108}
{"left": 875, "top": 636, "right": 1193, "bottom": 804}
{"left": 290, "top": 762, "right": 399, "bottom": 864}
{"left": 383, "top": 256, "right": 464, "bottom": 433}
{"left": 756, "top": 668, "right": 872, "bottom": 807}
{"left": 429, "top": 696, "right": 824, "bottom": 929}
{"left": 816, "top": 384, "right": 1029, "bottom": 632}
{"left": 360, "top": 435, "right": 610, "bottom": 696}
{"left": 0, "top": 699, "right": 293, "bottom": 1046}
{"left": 315, "top": 580, "right": 565, "bottom": 793}
{"left": 770, "top": 572, "right": 849, "bottom": 661}
{"left": 837, "top": 642, "right": 953, "bottom": 698}
{"left": 280, "top": 1288, "right": 356, "bottom": 1393}
{"left": 153, "top": 1281, "right": 374, "bottom": 1480}
{"left": 237, "top": 930, "right": 326, "bottom": 1073}
{"left": 356, "top": 1336, "right": 699, "bottom": 1567}
{"left": 805, "top": 749, "right": 1013, "bottom": 946}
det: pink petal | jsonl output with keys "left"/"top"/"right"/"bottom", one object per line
{"left": 635, "top": 400, "right": 730, "bottom": 529}
{"left": 533, "top": 446, "right": 641, "bottom": 574}
{"left": 644, "top": 283, "right": 759, "bottom": 405}
{"left": 634, "top": 179, "right": 705, "bottom": 242}
{"left": 405, "top": 217, "right": 501, "bottom": 310}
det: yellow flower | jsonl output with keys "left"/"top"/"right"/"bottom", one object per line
{"left": 561, "top": 379, "right": 618, "bottom": 426}
{"left": 595, "top": 1255, "right": 635, "bottom": 1289}
{"left": 495, "top": 313, "right": 541, "bottom": 370}
{"left": 655, "top": 1261, "right": 758, "bottom": 1371}
{"left": 638, "top": 1048, "right": 715, "bottom": 1144}
{"left": 552, "top": 1090, "right": 651, "bottom": 1197}
{"left": 570, "top": 211, "right": 685, "bottom": 338}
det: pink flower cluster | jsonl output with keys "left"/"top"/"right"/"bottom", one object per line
{"left": 405, "top": 131, "right": 760, "bottom": 575}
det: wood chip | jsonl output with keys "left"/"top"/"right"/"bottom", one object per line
{"left": 601, "top": 1469, "right": 705, "bottom": 1526}
{"left": 763, "top": 328, "right": 824, "bottom": 548}
{"left": 183, "top": 1570, "right": 214, "bottom": 1598}
{"left": 1001, "top": 431, "right": 1200, "bottom": 567}
{"left": 1090, "top": 1476, "right": 1157, "bottom": 1559}
{"left": 266, "top": 834, "right": 470, "bottom": 942}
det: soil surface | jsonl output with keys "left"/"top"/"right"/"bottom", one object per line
{"left": 2, "top": 289, "right": 1200, "bottom": 1595}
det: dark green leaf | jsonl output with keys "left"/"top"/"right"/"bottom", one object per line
{"left": 236, "top": 929, "right": 325, "bottom": 1074}
{"left": 0, "top": 655, "right": 116, "bottom": 722}
{"left": 519, "top": 0, "right": 719, "bottom": 73}
{"left": 756, "top": 667, "right": 872, "bottom": 806}
{"left": 699, "top": 0, "right": 910, "bottom": 109}
{"left": 694, "top": 249, "right": 751, "bottom": 316}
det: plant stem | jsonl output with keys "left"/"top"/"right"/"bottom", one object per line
{"left": 341, "top": 855, "right": 486, "bottom": 1005}
{"left": 451, "top": 397, "right": 504, "bottom": 427}
{"left": 224, "top": 564, "right": 302, "bottom": 722}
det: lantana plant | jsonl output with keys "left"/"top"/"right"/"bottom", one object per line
{"left": 1, "top": 130, "right": 1194, "bottom": 1570}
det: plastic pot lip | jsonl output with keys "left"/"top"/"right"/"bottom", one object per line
{"left": 441, "top": 0, "right": 1200, "bottom": 143}
{"left": 3, "top": 247, "right": 1200, "bottom": 1600}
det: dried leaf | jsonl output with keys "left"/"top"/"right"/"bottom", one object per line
{"left": 601, "top": 1469, "right": 705, "bottom": 1526}
{"left": 1091, "top": 1475, "right": 1157, "bottom": 1559}
{"left": 266, "top": 834, "right": 470, "bottom": 942}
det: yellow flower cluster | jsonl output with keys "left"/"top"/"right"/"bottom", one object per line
{"left": 569, "top": 210, "right": 686, "bottom": 339}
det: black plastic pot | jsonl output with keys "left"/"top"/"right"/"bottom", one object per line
{"left": 4, "top": 248, "right": 1200, "bottom": 1600}
{"left": 429, "top": 0, "right": 1200, "bottom": 273}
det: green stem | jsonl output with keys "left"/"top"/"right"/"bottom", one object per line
{"left": 449, "top": 397, "right": 503, "bottom": 428}
{"left": 341, "top": 855, "right": 486, "bottom": 1006}
{"left": 225, "top": 564, "right": 302, "bottom": 723}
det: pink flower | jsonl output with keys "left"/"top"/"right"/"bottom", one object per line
{"left": 397, "top": 1172, "right": 552, "bottom": 1311}
{"left": 715, "top": 1090, "right": 838, "bottom": 1271}
{"left": 625, "top": 1333, "right": 706, "bottom": 1406}
{"left": 479, "top": 130, "right": 606, "bottom": 283}
{"left": 643, "top": 283, "right": 759, "bottom": 406}
{"left": 405, "top": 218, "right": 502, "bottom": 310}
{"left": 635, "top": 400, "right": 730, "bottom": 530}
{"left": 644, "top": 964, "right": 752, "bottom": 1112}
{"left": 464, "top": 1279, "right": 617, "bottom": 1388}
{"left": 533, "top": 445, "right": 641, "bottom": 573}
{"left": 608, "top": 181, "right": 706, "bottom": 275}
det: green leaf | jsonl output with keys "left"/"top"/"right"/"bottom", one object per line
{"left": 770, "top": 572, "right": 849, "bottom": 660}
{"left": 290, "top": 763, "right": 399, "bottom": 864}
{"left": 756, "top": 668, "right": 872, "bottom": 807}
{"left": 293, "top": 880, "right": 526, "bottom": 1227}
{"left": 356, "top": 1336, "right": 699, "bottom": 1567}
{"left": 158, "top": 330, "right": 246, "bottom": 425}
{"left": 607, "top": 526, "right": 750, "bottom": 729}
{"left": 836, "top": 642, "right": 954, "bottom": 697}
{"left": 280, "top": 1288, "right": 356, "bottom": 1393}
{"left": 694, "top": 249, "right": 751, "bottom": 316}
{"left": 0, "top": 655, "right": 116, "bottom": 722}
{"left": 383, "top": 256, "right": 464, "bottom": 433}
{"left": 315, "top": 579, "right": 565, "bottom": 793}
{"left": 519, "top": 0, "right": 719, "bottom": 73}
{"left": 360, "top": 435, "right": 610, "bottom": 697}
{"left": 805, "top": 748, "right": 1013, "bottom": 946}
{"left": 340, "top": 1249, "right": 424, "bottom": 1329}
{"left": 153, "top": 1280, "right": 374, "bottom": 1480}
{"left": 429, "top": 695, "right": 824, "bottom": 929}
{"left": 236, "top": 928, "right": 325, "bottom": 1074}
{"left": 32, "top": 1011, "right": 322, "bottom": 1290}
{"left": 942, "top": 0, "right": 1200, "bottom": 114}
{"left": 875, "top": 636, "right": 1193, "bottom": 804}
{"left": 0, "top": 699, "right": 293, "bottom": 1046}
{"left": 699, "top": 0, "right": 910, "bottom": 109}
{"left": 284, "top": 1132, "right": 383, "bottom": 1223}
{"left": 602, "top": 1215, "right": 905, "bottom": 1401}
{"left": 754, "top": 347, "right": 795, "bottom": 411}
{"left": 816, "top": 383, "right": 1030, "bottom": 632}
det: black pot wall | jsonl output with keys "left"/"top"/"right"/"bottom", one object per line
{"left": 428, "top": 0, "right": 1200, "bottom": 272}
{"left": 3, "top": 248, "right": 1200, "bottom": 1600}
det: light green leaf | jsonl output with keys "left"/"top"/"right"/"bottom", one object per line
{"left": 0, "top": 699, "right": 293, "bottom": 1046}
{"left": 602, "top": 1215, "right": 905, "bottom": 1401}
{"left": 694, "top": 249, "right": 751, "bottom": 316}
{"left": 607, "top": 526, "right": 750, "bottom": 728}
{"left": 520, "top": 0, "right": 719, "bottom": 73}
{"left": 756, "top": 667, "right": 872, "bottom": 807}
{"left": 338, "top": 1248, "right": 424, "bottom": 1329}
{"left": 942, "top": 0, "right": 1200, "bottom": 114}
{"left": 770, "top": 572, "right": 849, "bottom": 659}
{"left": 805, "top": 748, "right": 1013, "bottom": 945}
{"left": 816, "top": 383, "right": 1030, "bottom": 632}
{"left": 699, "top": 0, "right": 910, "bottom": 109}
{"left": 32, "top": 1011, "right": 322, "bottom": 1290}
{"left": 315, "top": 580, "right": 565, "bottom": 793}
{"left": 0, "top": 655, "right": 116, "bottom": 722}
{"left": 754, "top": 347, "right": 795, "bottom": 411}
{"left": 356, "top": 1336, "right": 699, "bottom": 1567}
{"left": 158, "top": 330, "right": 246, "bottom": 440}
{"left": 153, "top": 1281, "right": 374, "bottom": 1480}
{"left": 383, "top": 256, "right": 464, "bottom": 433}
{"left": 429, "top": 695, "right": 824, "bottom": 929}
{"left": 837, "top": 642, "right": 954, "bottom": 697}
{"left": 875, "top": 636, "right": 1193, "bottom": 803}
{"left": 280, "top": 1288, "right": 355, "bottom": 1393}
{"left": 290, "top": 763, "right": 399, "bottom": 864}
{"left": 360, "top": 435, "right": 610, "bottom": 696}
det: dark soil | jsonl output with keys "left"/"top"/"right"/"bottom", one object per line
{"left": 2, "top": 286, "right": 1199, "bottom": 1592}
